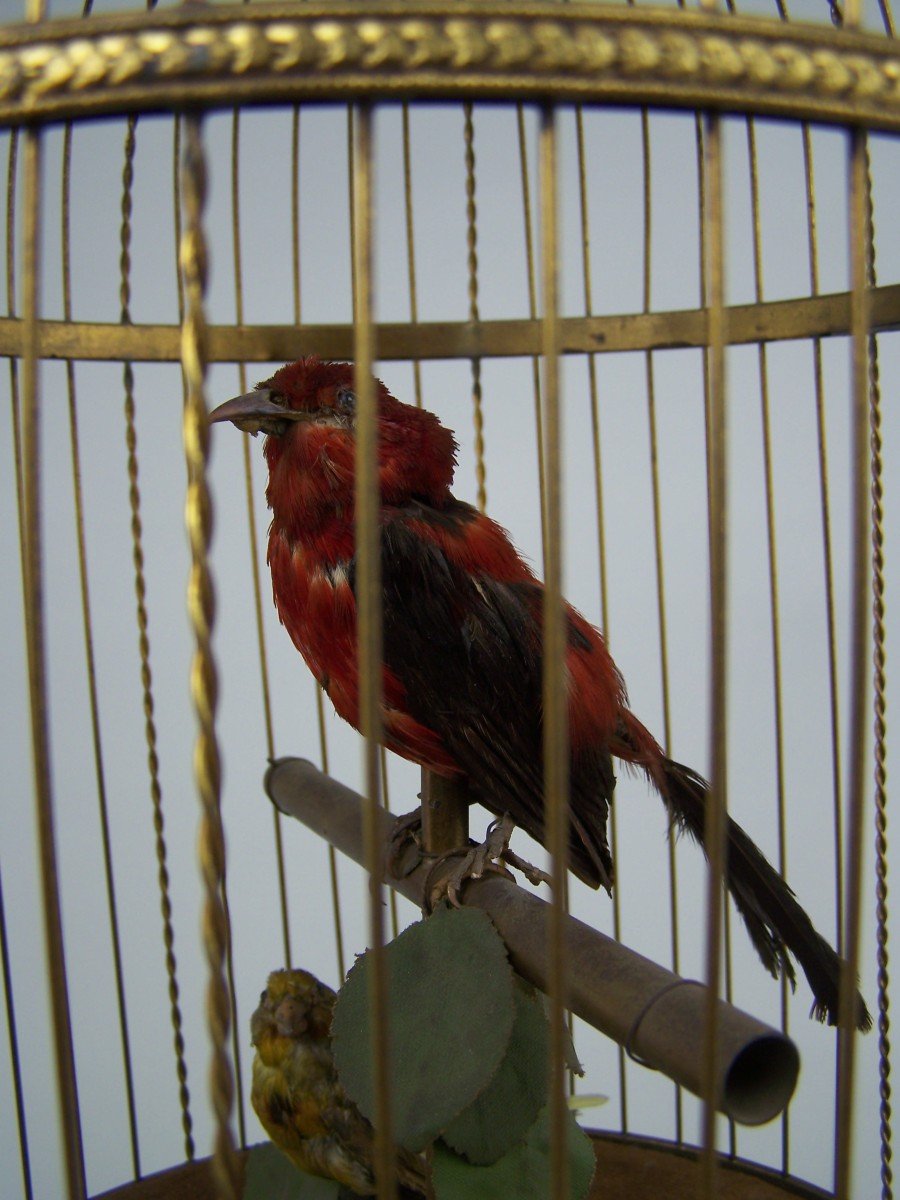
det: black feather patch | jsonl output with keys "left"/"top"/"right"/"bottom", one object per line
{"left": 361, "top": 505, "right": 616, "bottom": 889}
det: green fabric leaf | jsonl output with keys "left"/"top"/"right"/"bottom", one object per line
{"left": 332, "top": 905, "right": 516, "bottom": 1153}
{"left": 441, "top": 979, "right": 549, "bottom": 1164}
{"left": 242, "top": 1142, "right": 341, "bottom": 1200}
{"left": 433, "top": 1107, "right": 597, "bottom": 1200}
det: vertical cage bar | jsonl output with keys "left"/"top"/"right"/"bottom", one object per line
{"left": 230, "top": 105, "right": 293, "bottom": 977}
{"left": 288, "top": 103, "right": 347, "bottom": 981}
{"left": 699, "top": 107, "right": 728, "bottom": 1200}
{"left": 1, "top": 863, "right": 33, "bottom": 1200}
{"left": 5, "top": 129, "right": 22, "bottom": 572}
{"left": 516, "top": 105, "right": 550, "bottom": 592}
{"left": 21, "top": 123, "right": 87, "bottom": 1200}
{"left": 352, "top": 101, "right": 396, "bottom": 1200}
{"left": 796, "top": 107, "right": 851, "bottom": 1183}
{"left": 572, "top": 105, "right": 627, "bottom": 1130}
{"left": 539, "top": 102, "right": 569, "bottom": 1200}
{"left": 639, "top": 102, "right": 684, "bottom": 1142}
{"left": 744, "top": 112, "right": 792, "bottom": 1172}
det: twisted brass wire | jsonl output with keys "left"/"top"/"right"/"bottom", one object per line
{"left": 861, "top": 134, "right": 892, "bottom": 1200}
{"left": 463, "top": 102, "right": 486, "bottom": 514}
{"left": 21, "top": 121, "right": 87, "bottom": 1200}
{"left": 213, "top": 42, "right": 252, "bottom": 1161}
{"left": 400, "top": 103, "right": 422, "bottom": 409}
{"left": 514, "top": 105, "right": 545, "bottom": 532}
{"left": 857, "top": 6, "right": 893, "bottom": 1186}
{"left": 845, "top": 5, "right": 893, "bottom": 1191}
{"left": 833, "top": 118, "right": 873, "bottom": 1200}
{"left": 117, "top": 113, "right": 195, "bottom": 1164}
{"left": 699, "top": 106, "right": 729, "bottom": 1200}
{"left": 539, "top": 103, "right": 570, "bottom": 1200}
{"left": 64, "top": 113, "right": 141, "bottom": 1179}
{"left": 208, "top": 114, "right": 246, "bottom": 1156}
{"left": 230, "top": 105, "right": 293, "bottom": 978}
{"left": 180, "top": 114, "right": 240, "bottom": 1200}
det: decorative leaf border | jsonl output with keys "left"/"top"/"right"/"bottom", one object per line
{"left": 0, "top": 2, "right": 898, "bottom": 130}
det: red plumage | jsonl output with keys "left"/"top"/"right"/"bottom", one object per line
{"left": 211, "top": 356, "right": 869, "bottom": 1031}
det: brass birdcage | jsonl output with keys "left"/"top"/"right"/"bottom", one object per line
{"left": 0, "top": 1, "right": 896, "bottom": 1199}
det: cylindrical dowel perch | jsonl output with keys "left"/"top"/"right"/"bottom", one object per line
{"left": 265, "top": 757, "right": 800, "bottom": 1127}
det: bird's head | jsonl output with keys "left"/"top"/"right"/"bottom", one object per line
{"left": 209, "top": 357, "right": 458, "bottom": 523}
{"left": 251, "top": 968, "right": 336, "bottom": 1052}
{"left": 209, "top": 358, "right": 360, "bottom": 440}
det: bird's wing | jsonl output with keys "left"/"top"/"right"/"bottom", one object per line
{"left": 366, "top": 503, "right": 614, "bottom": 888}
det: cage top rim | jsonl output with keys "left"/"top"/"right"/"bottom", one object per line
{"left": 0, "top": 1, "right": 898, "bottom": 134}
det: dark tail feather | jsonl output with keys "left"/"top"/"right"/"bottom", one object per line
{"left": 658, "top": 755, "right": 870, "bottom": 1032}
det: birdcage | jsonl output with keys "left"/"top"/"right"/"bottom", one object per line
{"left": 0, "top": 0, "right": 896, "bottom": 1198}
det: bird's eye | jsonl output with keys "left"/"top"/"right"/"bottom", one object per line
{"left": 269, "top": 392, "right": 287, "bottom": 408}
{"left": 336, "top": 387, "right": 356, "bottom": 414}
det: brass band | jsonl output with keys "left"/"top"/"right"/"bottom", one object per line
{"left": 0, "top": 3, "right": 897, "bottom": 129}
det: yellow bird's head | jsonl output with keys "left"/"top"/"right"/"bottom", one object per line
{"left": 251, "top": 968, "right": 336, "bottom": 1062}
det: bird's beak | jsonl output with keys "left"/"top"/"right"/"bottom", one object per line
{"left": 208, "top": 388, "right": 308, "bottom": 438}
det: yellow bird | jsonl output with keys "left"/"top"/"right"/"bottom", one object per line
{"left": 250, "top": 968, "right": 428, "bottom": 1196}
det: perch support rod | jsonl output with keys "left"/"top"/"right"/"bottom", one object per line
{"left": 265, "top": 757, "right": 799, "bottom": 1127}
{"left": 420, "top": 768, "right": 470, "bottom": 855}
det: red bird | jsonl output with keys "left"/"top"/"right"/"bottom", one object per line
{"left": 211, "top": 356, "right": 869, "bottom": 1031}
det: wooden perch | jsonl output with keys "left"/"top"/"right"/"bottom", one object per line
{"left": 264, "top": 756, "right": 799, "bottom": 1127}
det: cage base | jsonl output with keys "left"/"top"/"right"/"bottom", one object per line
{"left": 91, "top": 1131, "right": 833, "bottom": 1199}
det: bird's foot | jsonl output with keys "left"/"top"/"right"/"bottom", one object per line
{"left": 490, "top": 814, "right": 552, "bottom": 889}
{"left": 387, "top": 807, "right": 426, "bottom": 879}
{"left": 423, "top": 815, "right": 551, "bottom": 913}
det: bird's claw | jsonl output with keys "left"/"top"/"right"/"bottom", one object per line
{"left": 387, "top": 808, "right": 426, "bottom": 879}
{"left": 422, "top": 815, "right": 549, "bottom": 913}
{"left": 423, "top": 847, "right": 514, "bottom": 913}
{"left": 501, "top": 846, "right": 552, "bottom": 889}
